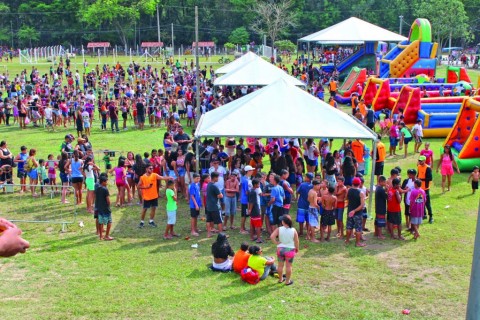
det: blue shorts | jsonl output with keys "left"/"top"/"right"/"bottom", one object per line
{"left": 404, "top": 137, "right": 412, "bottom": 144}
{"left": 344, "top": 176, "right": 353, "bottom": 187}
{"left": 296, "top": 208, "right": 308, "bottom": 224}
{"left": 167, "top": 210, "right": 176, "bottom": 225}
{"left": 389, "top": 137, "right": 398, "bottom": 147}
{"left": 60, "top": 172, "right": 69, "bottom": 183}
{"left": 287, "top": 173, "right": 296, "bottom": 185}
{"left": 28, "top": 169, "right": 38, "bottom": 180}
{"left": 375, "top": 215, "right": 386, "bottom": 228}
{"left": 177, "top": 167, "right": 186, "bottom": 177}
{"left": 362, "top": 208, "right": 368, "bottom": 219}
{"left": 306, "top": 158, "right": 318, "bottom": 167}
{"left": 98, "top": 213, "right": 112, "bottom": 225}
{"left": 168, "top": 170, "right": 177, "bottom": 180}
{"left": 336, "top": 207, "right": 344, "bottom": 221}
{"left": 308, "top": 207, "right": 319, "bottom": 227}
{"left": 346, "top": 214, "right": 362, "bottom": 232}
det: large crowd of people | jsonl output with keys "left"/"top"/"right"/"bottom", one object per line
{"left": 1, "top": 55, "right": 478, "bottom": 285}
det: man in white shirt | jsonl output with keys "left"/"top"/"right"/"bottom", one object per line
{"left": 44, "top": 105, "right": 54, "bottom": 131}
{"left": 412, "top": 119, "right": 424, "bottom": 153}
{"left": 208, "top": 159, "right": 227, "bottom": 214}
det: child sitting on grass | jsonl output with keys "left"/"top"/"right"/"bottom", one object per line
{"left": 164, "top": 180, "right": 179, "bottom": 240}
{"left": 95, "top": 175, "right": 113, "bottom": 241}
{"left": 232, "top": 242, "right": 251, "bottom": 274}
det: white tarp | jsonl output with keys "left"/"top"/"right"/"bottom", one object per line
{"left": 213, "top": 57, "right": 305, "bottom": 87}
{"left": 195, "top": 78, "right": 376, "bottom": 140}
{"left": 215, "top": 51, "right": 259, "bottom": 74}
{"left": 299, "top": 17, "right": 407, "bottom": 43}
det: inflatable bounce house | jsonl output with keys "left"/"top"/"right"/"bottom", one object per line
{"left": 379, "top": 18, "right": 437, "bottom": 78}
{"left": 446, "top": 66, "right": 471, "bottom": 83}
{"left": 335, "top": 67, "right": 367, "bottom": 103}
{"left": 444, "top": 98, "right": 480, "bottom": 171}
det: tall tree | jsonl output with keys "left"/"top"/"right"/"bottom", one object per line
{"left": 79, "top": 0, "right": 158, "bottom": 49}
{"left": 414, "top": 0, "right": 471, "bottom": 51}
{"left": 251, "top": 0, "right": 297, "bottom": 52}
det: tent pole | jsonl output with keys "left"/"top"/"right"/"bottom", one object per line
{"left": 467, "top": 198, "right": 480, "bottom": 319}
{"left": 368, "top": 139, "right": 377, "bottom": 218}
{"left": 195, "top": 138, "right": 201, "bottom": 174}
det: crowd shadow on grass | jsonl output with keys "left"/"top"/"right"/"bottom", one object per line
{"left": 299, "top": 233, "right": 405, "bottom": 259}
{"left": 38, "top": 233, "right": 98, "bottom": 253}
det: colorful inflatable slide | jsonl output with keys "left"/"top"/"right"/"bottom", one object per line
{"left": 362, "top": 78, "right": 478, "bottom": 137}
{"left": 446, "top": 66, "right": 471, "bottom": 84}
{"left": 379, "top": 19, "right": 438, "bottom": 78}
{"left": 335, "top": 67, "right": 367, "bottom": 103}
{"left": 444, "top": 98, "right": 480, "bottom": 171}
{"left": 322, "top": 42, "right": 376, "bottom": 80}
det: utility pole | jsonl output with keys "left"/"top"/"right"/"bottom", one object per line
{"left": 466, "top": 199, "right": 480, "bottom": 319}
{"left": 171, "top": 23, "right": 174, "bottom": 57}
{"left": 399, "top": 15, "right": 403, "bottom": 35}
{"left": 195, "top": 6, "right": 201, "bottom": 127}
{"left": 156, "top": 5, "right": 161, "bottom": 43}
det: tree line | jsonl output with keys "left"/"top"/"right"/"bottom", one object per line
{"left": 0, "top": 0, "right": 478, "bottom": 50}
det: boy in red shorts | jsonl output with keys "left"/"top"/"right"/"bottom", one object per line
{"left": 387, "top": 178, "right": 404, "bottom": 240}
{"left": 249, "top": 179, "right": 263, "bottom": 243}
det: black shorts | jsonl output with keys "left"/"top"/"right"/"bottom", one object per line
{"left": 272, "top": 206, "right": 284, "bottom": 225}
{"left": 143, "top": 198, "right": 158, "bottom": 209}
{"left": 404, "top": 137, "right": 413, "bottom": 144}
{"left": 137, "top": 114, "right": 145, "bottom": 123}
{"left": 367, "top": 122, "right": 375, "bottom": 130}
{"left": 472, "top": 181, "right": 478, "bottom": 190}
{"left": 122, "top": 113, "right": 127, "bottom": 120}
{"left": 17, "top": 171, "right": 27, "bottom": 179}
{"left": 387, "top": 211, "right": 401, "bottom": 226}
{"left": 206, "top": 210, "right": 222, "bottom": 224}
{"left": 190, "top": 208, "right": 200, "bottom": 218}
{"left": 179, "top": 110, "right": 185, "bottom": 115}
{"left": 404, "top": 204, "right": 410, "bottom": 217}
{"left": 72, "top": 177, "right": 84, "bottom": 184}
{"left": 374, "top": 161, "right": 384, "bottom": 176}
{"left": 241, "top": 204, "right": 248, "bottom": 217}
{"left": 94, "top": 209, "right": 98, "bottom": 220}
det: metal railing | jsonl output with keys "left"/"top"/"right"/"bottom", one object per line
{"left": 0, "top": 184, "right": 78, "bottom": 231}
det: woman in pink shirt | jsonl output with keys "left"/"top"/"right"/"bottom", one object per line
{"left": 436, "top": 145, "right": 460, "bottom": 193}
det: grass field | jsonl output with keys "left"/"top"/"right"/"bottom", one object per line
{"left": 0, "top": 56, "right": 479, "bottom": 319}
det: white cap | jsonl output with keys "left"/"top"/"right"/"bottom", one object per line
{"left": 244, "top": 165, "right": 254, "bottom": 172}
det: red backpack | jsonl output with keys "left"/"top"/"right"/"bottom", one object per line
{"left": 241, "top": 267, "right": 259, "bottom": 285}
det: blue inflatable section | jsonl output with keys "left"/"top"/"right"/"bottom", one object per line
{"left": 390, "top": 83, "right": 455, "bottom": 91}
{"left": 418, "top": 103, "right": 461, "bottom": 129}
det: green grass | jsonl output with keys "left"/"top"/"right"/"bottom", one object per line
{"left": 0, "top": 56, "right": 479, "bottom": 319}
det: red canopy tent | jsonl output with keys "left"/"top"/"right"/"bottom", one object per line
{"left": 87, "top": 42, "right": 111, "bottom": 48}
{"left": 191, "top": 41, "right": 215, "bottom": 48}
{"left": 141, "top": 42, "right": 164, "bottom": 47}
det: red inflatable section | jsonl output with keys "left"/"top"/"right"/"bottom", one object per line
{"left": 447, "top": 70, "right": 458, "bottom": 83}
{"left": 393, "top": 86, "right": 421, "bottom": 124}
{"left": 361, "top": 78, "right": 391, "bottom": 111}
{"left": 446, "top": 99, "right": 480, "bottom": 159}
{"left": 391, "top": 90, "right": 452, "bottom": 98}
{"left": 459, "top": 68, "right": 472, "bottom": 83}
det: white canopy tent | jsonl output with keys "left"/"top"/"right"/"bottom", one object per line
{"left": 213, "top": 57, "right": 305, "bottom": 87}
{"left": 215, "top": 51, "right": 259, "bottom": 74}
{"left": 197, "top": 78, "right": 376, "bottom": 139}
{"left": 195, "top": 78, "right": 378, "bottom": 211}
{"left": 299, "top": 17, "right": 407, "bottom": 43}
